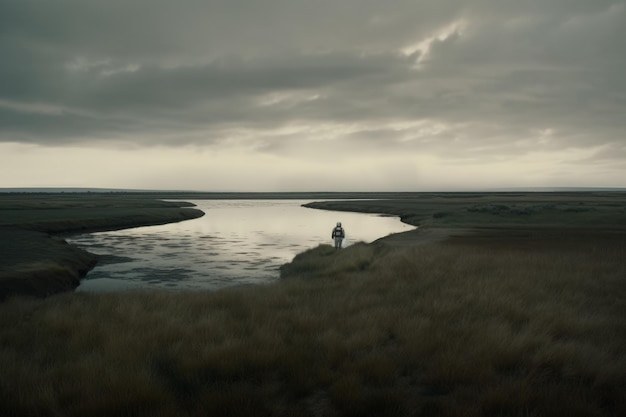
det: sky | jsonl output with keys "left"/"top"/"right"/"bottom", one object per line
{"left": 1, "top": 0, "right": 625, "bottom": 191}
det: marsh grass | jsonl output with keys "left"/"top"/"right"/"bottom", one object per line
{"left": 304, "top": 192, "right": 626, "bottom": 229}
{"left": 1, "top": 229, "right": 624, "bottom": 416}
{"left": 0, "top": 229, "right": 97, "bottom": 300}
{"left": 0, "top": 193, "right": 204, "bottom": 234}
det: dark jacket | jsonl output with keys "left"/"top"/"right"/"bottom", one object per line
{"left": 332, "top": 226, "right": 345, "bottom": 238}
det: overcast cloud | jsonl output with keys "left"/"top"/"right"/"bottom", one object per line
{"left": 1, "top": 0, "right": 624, "bottom": 190}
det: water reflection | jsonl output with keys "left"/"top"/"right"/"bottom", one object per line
{"left": 68, "top": 200, "right": 413, "bottom": 292}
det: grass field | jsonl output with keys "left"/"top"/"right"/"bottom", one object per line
{"left": 1, "top": 229, "right": 624, "bottom": 416}
{"left": 0, "top": 192, "right": 624, "bottom": 416}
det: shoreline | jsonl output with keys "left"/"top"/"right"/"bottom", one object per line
{"left": 0, "top": 201, "right": 205, "bottom": 301}
{"left": 2, "top": 197, "right": 422, "bottom": 300}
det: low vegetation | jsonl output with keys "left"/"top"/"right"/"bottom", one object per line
{"left": 0, "top": 228, "right": 97, "bottom": 300}
{"left": 1, "top": 227, "right": 624, "bottom": 416}
{"left": 303, "top": 192, "right": 626, "bottom": 229}
{"left": 0, "top": 193, "right": 204, "bottom": 234}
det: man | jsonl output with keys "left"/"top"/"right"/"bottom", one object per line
{"left": 331, "top": 222, "right": 345, "bottom": 249}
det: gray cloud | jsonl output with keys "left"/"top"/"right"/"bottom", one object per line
{"left": 1, "top": 0, "right": 625, "bottom": 169}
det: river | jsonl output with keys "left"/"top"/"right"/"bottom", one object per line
{"left": 67, "top": 200, "right": 413, "bottom": 292}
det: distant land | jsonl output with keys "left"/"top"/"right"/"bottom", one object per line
{"left": 1, "top": 187, "right": 625, "bottom": 194}
{"left": 490, "top": 186, "right": 626, "bottom": 192}
{"left": 0, "top": 187, "right": 164, "bottom": 193}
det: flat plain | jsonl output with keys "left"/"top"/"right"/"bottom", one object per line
{"left": 0, "top": 191, "right": 624, "bottom": 416}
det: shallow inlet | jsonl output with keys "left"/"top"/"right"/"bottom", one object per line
{"left": 68, "top": 200, "right": 414, "bottom": 292}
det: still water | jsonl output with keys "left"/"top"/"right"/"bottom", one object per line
{"left": 68, "top": 200, "right": 413, "bottom": 292}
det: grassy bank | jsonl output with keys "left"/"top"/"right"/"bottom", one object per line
{"left": 0, "top": 193, "right": 204, "bottom": 234}
{"left": 0, "top": 228, "right": 98, "bottom": 300}
{"left": 1, "top": 228, "right": 624, "bottom": 416}
{"left": 304, "top": 191, "right": 626, "bottom": 229}
{"left": 0, "top": 194, "right": 204, "bottom": 299}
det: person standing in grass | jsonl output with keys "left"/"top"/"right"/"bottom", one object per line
{"left": 332, "top": 222, "right": 345, "bottom": 249}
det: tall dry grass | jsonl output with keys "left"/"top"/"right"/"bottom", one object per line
{"left": 1, "top": 231, "right": 624, "bottom": 416}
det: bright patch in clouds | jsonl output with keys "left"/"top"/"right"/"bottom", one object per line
{"left": 401, "top": 19, "right": 468, "bottom": 64}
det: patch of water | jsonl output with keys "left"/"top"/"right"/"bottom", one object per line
{"left": 68, "top": 200, "right": 413, "bottom": 292}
